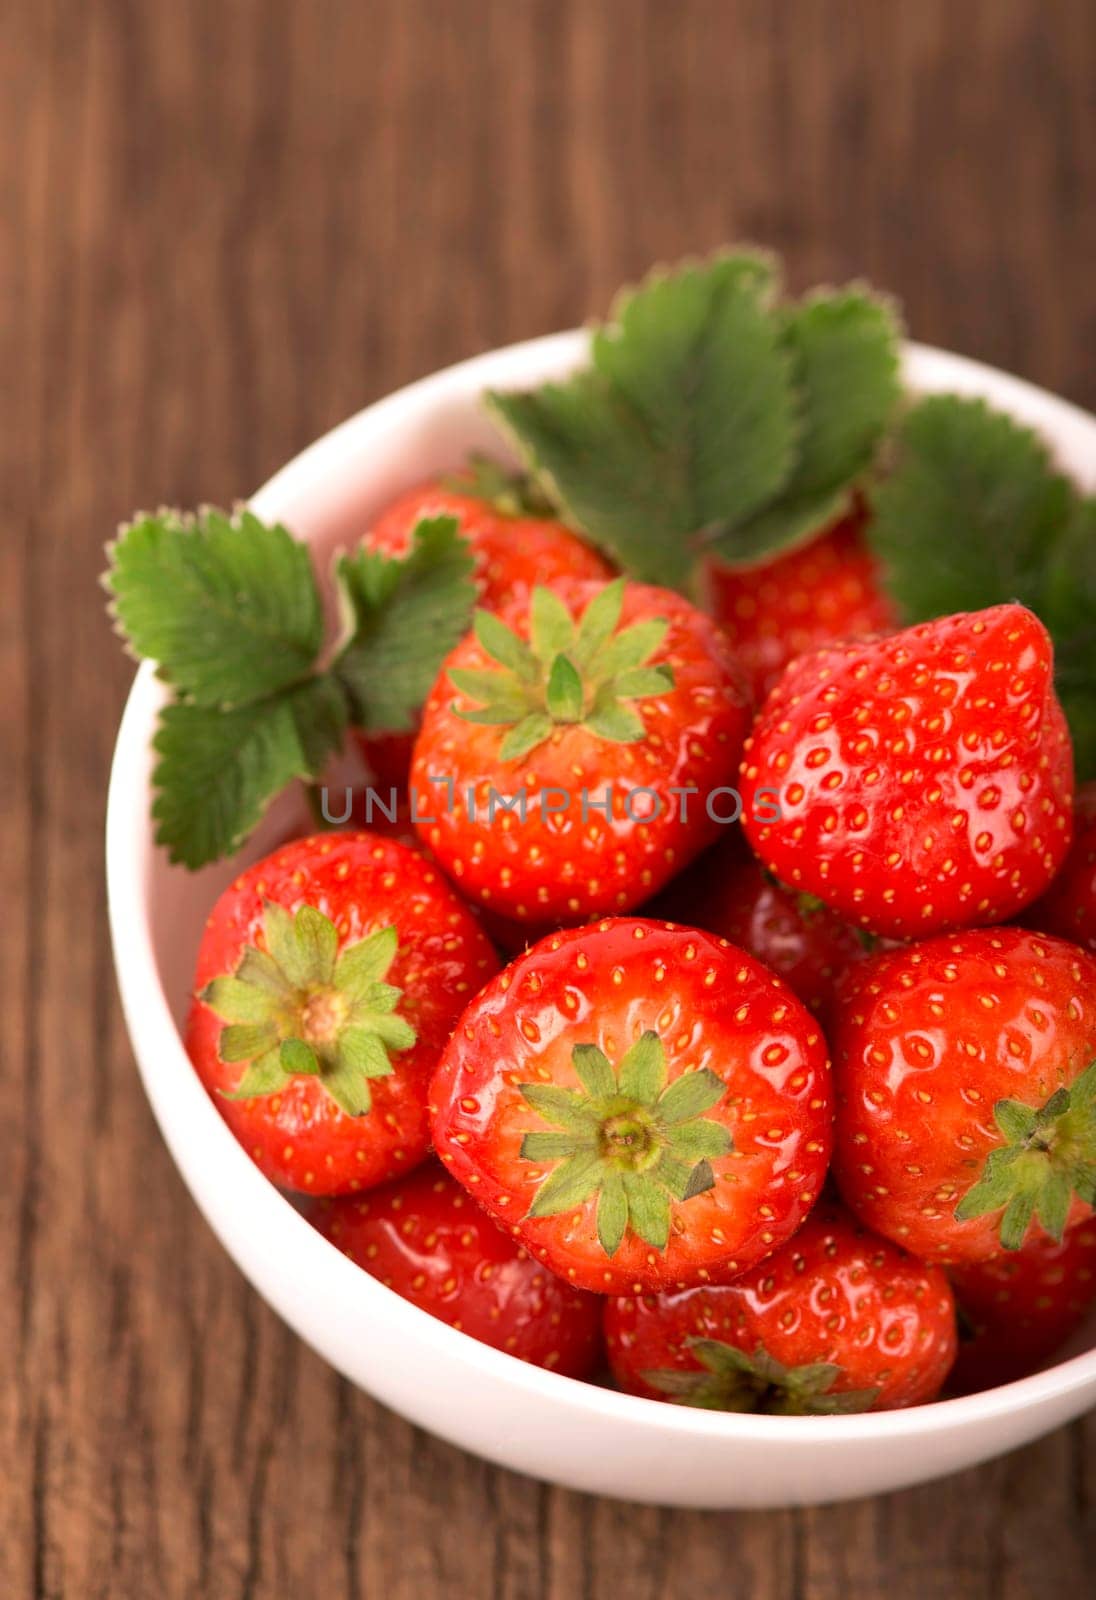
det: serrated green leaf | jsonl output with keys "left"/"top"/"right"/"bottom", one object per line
{"left": 488, "top": 252, "right": 796, "bottom": 587}
{"left": 106, "top": 508, "right": 325, "bottom": 707}
{"left": 150, "top": 676, "right": 349, "bottom": 869}
{"left": 710, "top": 288, "right": 901, "bottom": 564}
{"left": 869, "top": 395, "right": 1074, "bottom": 624}
{"left": 333, "top": 515, "right": 477, "bottom": 733}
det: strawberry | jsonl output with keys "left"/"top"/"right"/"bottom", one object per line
{"left": 948, "top": 1219, "right": 1096, "bottom": 1393}
{"left": 651, "top": 832, "right": 867, "bottom": 1017}
{"left": 832, "top": 928, "right": 1096, "bottom": 1263}
{"left": 186, "top": 832, "right": 499, "bottom": 1195}
{"left": 605, "top": 1204, "right": 956, "bottom": 1412}
{"left": 740, "top": 604, "right": 1075, "bottom": 939}
{"left": 429, "top": 918, "right": 833, "bottom": 1294}
{"left": 312, "top": 1163, "right": 603, "bottom": 1376}
{"left": 1023, "top": 781, "right": 1096, "bottom": 954}
{"left": 411, "top": 578, "right": 752, "bottom": 927}
{"left": 701, "top": 500, "right": 896, "bottom": 702}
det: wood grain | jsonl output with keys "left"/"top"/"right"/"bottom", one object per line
{"left": 2, "top": 1, "right": 1093, "bottom": 1595}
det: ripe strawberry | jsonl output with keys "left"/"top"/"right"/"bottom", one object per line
{"left": 355, "top": 473, "right": 614, "bottom": 786}
{"left": 312, "top": 1163, "right": 603, "bottom": 1376}
{"left": 411, "top": 578, "right": 752, "bottom": 926}
{"left": 740, "top": 604, "right": 1074, "bottom": 939}
{"left": 430, "top": 918, "right": 833, "bottom": 1294}
{"left": 832, "top": 928, "right": 1096, "bottom": 1263}
{"left": 186, "top": 833, "right": 499, "bottom": 1195}
{"left": 1023, "top": 781, "right": 1096, "bottom": 953}
{"left": 948, "top": 1219, "right": 1096, "bottom": 1393}
{"left": 651, "top": 832, "right": 867, "bottom": 1017}
{"left": 605, "top": 1204, "right": 956, "bottom": 1412}
{"left": 702, "top": 500, "right": 896, "bottom": 702}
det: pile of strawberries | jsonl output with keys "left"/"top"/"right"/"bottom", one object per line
{"left": 183, "top": 475, "right": 1096, "bottom": 1414}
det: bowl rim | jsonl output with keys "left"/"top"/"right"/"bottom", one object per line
{"left": 107, "top": 327, "right": 1096, "bottom": 1448}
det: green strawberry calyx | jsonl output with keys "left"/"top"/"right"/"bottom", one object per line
{"left": 199, "top": 901, "right": 417, "bottom": 1118}
{"left": 954, "top": 1059, "right": 1096, "bottom": 1250}
{"left": 450, "top": 578, "right": 675, "bottom": 763}
{"left": 518, "top": 1031, "right": 731, "bottom": 1256}
{"left": 643, "top": 1339, "right": 880, "bottom": 1416}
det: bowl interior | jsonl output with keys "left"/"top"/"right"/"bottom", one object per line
{"left": 111, "top": 331, "right": 1096, "bottom": 1487}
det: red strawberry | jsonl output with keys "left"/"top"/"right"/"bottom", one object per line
{"left": 355, "top": 473, "right": 614, "bottom": 786}
{"left": 948, "top": 1219, "right": 1096, "bottom": 1393}
{"left": 186, "top": 833, "right": 499, "bottom": 1195}
{"left": 429, "top": 918, "right": 833, "bottom": 1294}
{"left": 652, "top": 832, "right": 867, "bottom": 1017}
{"left": 702, "top": 500, "right": 896, "bottom": 702}
{"left": 605, "top": 1203, "right": 956, "bottom": 1412}
{"left": 312, "top": 1163, "right": 603, "bottom": 1376}
{"left": 832, "top": 927, "right": 1096, "bottom": 1263}
{"left": 411, "top": 578, "right": 752, "bottom": 927}
{"left": 1023, "top": 781, "right": 1096, "bottom": 954}
{"left": 740, "top": 604, "right": 1074, "bottom": 939}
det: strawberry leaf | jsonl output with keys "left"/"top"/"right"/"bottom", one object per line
{"left": 870, "top": 395, "right": 1096, "bottom": 778}
{"left": 488, "top": 252, "right": 797, "bottom": 588}
{"left": 151, "top": 676, "right": 349, "bottom": 868}
{"left": 333, "top": 514, "right": 477, "bottom": 733}
{"left": 707, "top": 287, "right": 902, "bottom": 564}
{"left": 106, "top": 508, "right": 325, "bottom": 707}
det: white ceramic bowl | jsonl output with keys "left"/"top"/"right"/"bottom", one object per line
{"left": 107, "top": 332, "right": 1096, "bottom": 1508}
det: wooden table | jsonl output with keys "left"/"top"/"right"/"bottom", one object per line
{"left": 4, "top": 2, "right": 1093, "bottom": 1594}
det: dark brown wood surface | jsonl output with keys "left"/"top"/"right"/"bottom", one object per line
{"left": 3, "top": 2, "right": 1094, "bottom": 1595}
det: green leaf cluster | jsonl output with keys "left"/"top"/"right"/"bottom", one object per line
{"left": 105, "top": 508, "right": 476, "bottom": 866}
{"left": 489, "top": 254, "right": 901, "bottom": 586}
